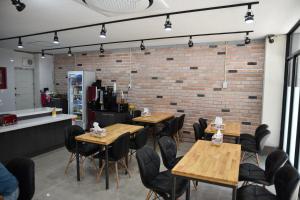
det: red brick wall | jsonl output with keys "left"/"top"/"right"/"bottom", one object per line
{"left": 54, "top": 41, "right": 265, "bottom": 138}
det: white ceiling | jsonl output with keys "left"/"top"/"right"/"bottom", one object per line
{"left": 0, "top": 0, "right": 299, "bottom": 54}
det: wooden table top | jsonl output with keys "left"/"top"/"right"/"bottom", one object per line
{"left": 75, "top": 123, "right": 144, "bottom": 145}
{"left": 172, "top": 140, "right": 241, "bottom": 186}
{"left": 132, "top": 112, "right": 174, "bottom": 124}
{"left": 205, "top": 122, "right": 241, "bottom": 137}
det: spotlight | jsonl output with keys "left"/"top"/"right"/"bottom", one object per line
{"left": 188, "top": 36, "right": 194, "bottom": 47}
{"left": 17, "top": 37, "right": 23, "bottom": 48}
{"left": 41, "top": 50, "right": 45, "bottom": 59}
{"left": 67, "top": 48, "right": 72, "bottom": 56}
{"left": 140, "top": 40, "right": 145, "bottom": 50}
{"left": 268, "top": 35, "right": 275, "bottom": 44}
{"left": 164, "top": 15, "right": 172, "bottom": 31}
{"left": 100, "top": 44, "right": 104, "bottom": 54}
{"left": 245, "top": 4, "right": 254, "bottom": 24}
{"left": 11, "top": 0, "right": 26, "bottom": 12}
{"left": 245, "top": 32, "right": 251, "bottom": 45}
{"left": 100, "top": 24, "right": 107, "bottom": 38}
{"left": 53, "top": 32, "right": 60, "bottom": 44}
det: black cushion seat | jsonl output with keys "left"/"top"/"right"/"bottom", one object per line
{"left": 78, "top": 143, "right": 99, "bottom": 157}
{"left": 239, "top": 163, "right": 268, "bottom": 185}
{"left": 237, "top": 185, "right": 276, "bottom": 200}
{"left": 241, "top": 139, "right": 258, "bottom": 153}
{"left": 240, "top": 134, "right": 256, "bottom": 142}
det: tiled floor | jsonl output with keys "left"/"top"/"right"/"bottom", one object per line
{"left": 32, "top": 140, "right": 272, "bottom": 200}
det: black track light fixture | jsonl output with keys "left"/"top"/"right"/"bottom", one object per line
{"left": 100, "top": 44, "right": 104, "bottom": 54}
{"left": 188, "top": 36, "right": 194, "bottom": 47}
{"left": 164, "top": 15, "right": 172, "bottom": 31}
{"left": 53, "top": 31, "right": 60, "bottom": 44}
{"left": 67, "top": 47, "right": 72, "bottom": 56}
{"left": 100, "top": 24, "right": 107, "bottom": 38}
{"left": 268, "top": 34, "right": 275, "bottom": 44}
{"left": 41, "top": 50, "right": 45, "bottom": 59}
{"left": 11, "top": 0, "right": 26, "bottom": 12}
{"left": 17, "top": 37, "right": 23, "bottom": 48}
{"left": 140, "top": 40, "right": 145, "bottom": 50}
{"left": 245, "top": 32, "right": 251, "bottom": 44}
{"left": 245, "top": 4, "right": 254, "bottom": 24}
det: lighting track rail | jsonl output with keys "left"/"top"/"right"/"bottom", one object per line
{"left": 0, "top": 1, "right": 259, "bottom": 41}
{"left": 42, "top": 30, "right": 253, "bottom": 52}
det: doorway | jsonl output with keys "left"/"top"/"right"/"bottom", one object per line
{"left": 15, "top": 68, "right": 35, "bottom": 110}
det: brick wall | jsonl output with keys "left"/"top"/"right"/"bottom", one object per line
{"left": 54, "top": 41, "right": 265, "bottom": 139}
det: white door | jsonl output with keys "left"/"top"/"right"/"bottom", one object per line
{"left": 15, "top": 68, "right": 34, "bottom": 110}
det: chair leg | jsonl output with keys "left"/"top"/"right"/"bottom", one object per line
{"left": 64, "top": 153, "right": 75, "bottom": 175}
{"left": 241, "top": 151, "right": 245, "bottom": 162}
{"left": 80, "top": 155, "right": 85, "bottom": 178}
{"left": 121, "top": 159, "right": 132, "bottom": 177}
{"left": 115, "top": 162, "right": 119, "bottom": 189}
{"left": 145, "top": 190, "right": 153, "bottom": 200}
{"left": 255, "top": 153, "right": 260, "bottom": 166}
{"left": 96, "top": 160, "right": 105, "bottom": 182}
{"left": 192, "top": 181, "right": 197, "bottom": 190}
{"left": 90, "top": 157, "right": 98, "bottom": 173}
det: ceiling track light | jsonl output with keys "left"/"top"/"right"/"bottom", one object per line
{"left": 100, "top": 44, "right": 104, "bottom": 54}
{"left": 11, "top": 0, "right": 26, "bottom": 12}
{"left": 245, "top": 4, "right": 254, "bottom": 24}
{"left": 245, "top": 32, "right": 251, "bottom": 44}
{"left": 140, "top": 40, "right": 145, "bottom": 50}
{"left": 41, "top": 50, "right": 45, "bottom": 58}
{"left": 67, "top": 47, "right": 72, "bottom": 56}
{"left": 100, "top": 24, "right": 107, "bottom": 38}
{"left": 164, "top": 15, "right": 172, "bottom": 31}
{"left": 53, "top": 31, "right": 60, "bottom": 44}
{"left": 17, "top": 37, "right": 23, "bottom": 48}
{"left": 268, "top": 34, "right": 275, "bottom": 44}
{"left": 188, "top": 36, "right": 194, "bottom": 47}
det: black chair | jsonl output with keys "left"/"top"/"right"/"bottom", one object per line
{"left": 198, "top": 118, "right": 208, "bottom": 129}
{"left": 241, "top": 129, "right": 271, "bottom": 165}
{"left": 240, "top": 124, "right": 269, "bottom": 142}
{"left": 6, "top": 157, "right": 35, "bottom": 200}
{"left": 129, "top": 126, "right": 149, "bottom": 159}
{"left": 64, "top": 125, "right": 99, "bottom": 175}
{"left": 160, "top": 118, "right": 179, "bottom": 145}
{"left": 133, "top": 110, "right": 142, "bottom": 118}
{"left": 136, "top": 146, "right": 189, "bottom": 200}
{"left": 176, "top": 114, "right": 185, "bottom": 142}
{"left": 193, "top": 123, "right": 205, "bottom": 141}
{"left": 96, "top": 133, "right": 131, "bottom": 188}
{"left": 237, "top": 165, "right": 300, "bottom": 200}
{"left": 158, "top": 136, "right": 183, "bottom": 170}
{"left": 239, "top": 150, "right": 289, "bottom": 186}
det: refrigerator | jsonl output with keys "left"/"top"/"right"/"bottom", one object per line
{"left": 68, "top": 71, "right": 95, "bottom": 130}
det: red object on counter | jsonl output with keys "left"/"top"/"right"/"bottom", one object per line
{"left": 87, "top": 86, "right": 97, "bottom": 102}
{"left": 0, "top": 114, "right": 17, "bottom": 126}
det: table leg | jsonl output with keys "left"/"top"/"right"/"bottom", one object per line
{"left": 105, "top": 145, "right": 109, "bottom": 190}
{"left": 236, "top": 136, "right": 240, "bottom": 144}
{"left": 76, "top": 141, "right": 80, "bottom": 181}
{"left": 171, "top": 176, "right": 176, "bottom": 200}
{"left": 232, "top": 186, "right": 237, "bottom": 200}
{"left": 185, "top": 180, "right": 190, "bottom": 200}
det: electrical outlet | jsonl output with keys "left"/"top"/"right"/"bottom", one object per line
{"left": 222, "top": 81, "right": 228, "bottom": 89}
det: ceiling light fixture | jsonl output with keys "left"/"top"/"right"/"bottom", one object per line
{"left": 268, "top": 34, "right": 275, "bottom": 44}
{"left": 11, "top": 0, "right": 26, "bottom": 12}
{"left": 100, "top": 24, "right": 107, "bottom": 38}
{"left": 53, "top": 31, "right": 60, "bottom": 44}
{"left": 164, "top": 15, "right": 172, "bottom": 31}
{"left": 41, "top": 50, "right": 45, "bottom": 58}
{"left": 245, "top": 4, "right": 254, "bottom": 24}
{"left": 188, "top": 36, "right": 194, "bottom": 47}
{"left": 17, "top": 37, "right": 23, "bottom": 48}
{"left": 100, "top": 44, "right": 104, "bottom": 54}
{"left": 245, "top": 32, "right": 251, "bottom": 44}
{"left": 140, "top": 40, "right": 145, "bottom": 50}
{"left": 67, "top": 48, "right": 72, "bottom": 56}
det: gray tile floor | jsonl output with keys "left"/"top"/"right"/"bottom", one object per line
{"left": 32, "top": 140, "right": 273, "bottom": 200}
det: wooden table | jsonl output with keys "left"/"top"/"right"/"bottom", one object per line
{"left": 132, "top": 112, "right": 174, "bottom": 149}
{"left": 75, "top": 123, "right": 144, "bottom": 189}
{"left": 171, "top": 140, "right": 241, "bottom": 200}
{"left": 205, "top": 122, "right": 241, "bottom": 143}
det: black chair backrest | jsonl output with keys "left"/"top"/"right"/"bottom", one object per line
{"left": 264, "top": 150, "right": 289, "bottom": 184}
{"left": 133, "top": 110, "right": 142, "bottom": 118}
{"left": 136, "top": 146, "right": 160, "bottom": 188}
{"left": 163, "top": 118, "right": 178, "bottom": 137}
{"left": 111, "top": 133, "right": 130, "bottom": 160}
{"left": 274, "top": 165, "right": 300, "bottom": 200}
{"left": 134, "top": 127, "right": 149, "bottom": 149}
{"left": 255, "top": 129, "right": 271, "bottom": 152}
{"left": 198, "top": 118, "right": 208, "bottom": 130}
{"left": 255, "top": 124, "right": 269, "bottom": 136}
{"left": 193, "top": 123, "right": 204, "bottom": 141}
{"left": 177, "top": 114, "right": 185, "bottom": 130}
{"left": 158, "top": 136, "right": 177, "bottom": 170}
{"left": 6, "top": 157, "right": 35, "bottom": 200}
{"left": 65, "top": 125, "right": 84, "bottom": 152}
